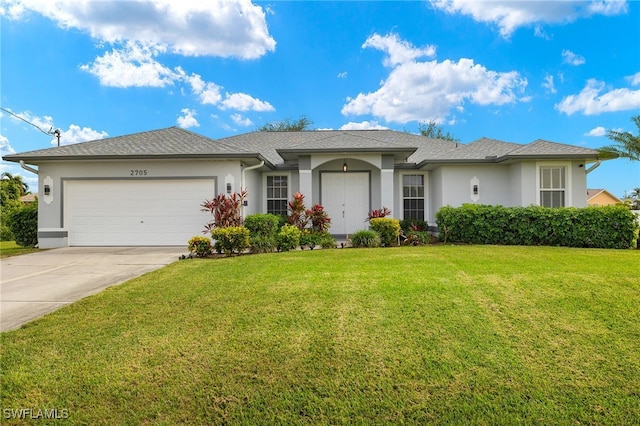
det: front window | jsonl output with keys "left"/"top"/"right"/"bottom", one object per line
{"left": 267, "top": 175, "right": 288, "bottom": 215}
{"left": 403, "top": 174, "right": 424, "bottom": 220}
{"left": 539, "top": 166, "right": 565, "bottom": 207}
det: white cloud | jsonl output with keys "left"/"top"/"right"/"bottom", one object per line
{"left": 56, "top": 124, "right": 108, "bottom": 146}
{"left": 3, "top": 109, "right": 55, "bottom": 134}
{"left": 197, "top": 82, "right": 224, "bottom": 106}
{"left": 340, "top": 121, "right": 389, "bottom": 130}
{"left": 220, "top": 93, "right": 274, "bottom": 112}
{"left": 0, "top": 134, "right": 16, "bottom": 157}
{"left": 81, "top": 42, "right": 177, "bottom": 88}
{"left": 584, "top": 126, "right": 606, "bottom": 137}
{"left": 363, "top": 33, "right": 436, "bottom": 67}
{"left": 556, "top": 78, "right": 640, "bottom": 115}
{"left": 342, "top": 34, "right": 527, "bottom": 124}
{"left": 626, "top": 71, "right": 640, "bottom": 86}
{"left": 231, "top": 113, "right": 253, "bottom": 127}
{"left": 5, "top": 0, "right": 276, "bottom": 59}
{"left": 562, "top": 49, "right": 585, "bottom": 66}
{"left": 430, "top": 0, "right": 628, "bottom": 38}
{"left": 337, "top": 72, "right": 347, "bottom": 79}
{"left": 177, "top": 108, "right": 199, "bottom": 129}
{"left": 542, "top": 74, "right": 557, "bottom": 94}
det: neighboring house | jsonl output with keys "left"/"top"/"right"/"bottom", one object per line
{"left": 586, "top": 189, "right": 622, "bottom": 206}
{"left": 19, "top": 193, "right": 37, "bottom": 203}
{"left": 3, "top": 127, "right": 602, "bottom": 248}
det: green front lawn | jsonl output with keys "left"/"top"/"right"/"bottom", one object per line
{"left": 1, "top": 246, "right": 639, "bottom": 424}
{"left": 0, "top": 241, "right": 41, "bottom": 258}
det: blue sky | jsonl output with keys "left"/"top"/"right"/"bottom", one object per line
{"left": 1, "top": 0, "right": 639, "bottom": 198}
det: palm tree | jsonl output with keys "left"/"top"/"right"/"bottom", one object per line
{"left": 630, "top": 187, "right": 640, "bottom": 210}
{"left": 598, "top": 115, "right": 640, "bottom": 161}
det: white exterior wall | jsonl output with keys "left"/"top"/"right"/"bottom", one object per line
{"left": 36, "top": 159, "right": 241, "bottom": 247}
{"left": 428, "top": 168, "right": 444, "bottom": 225}
{"left": 438, "top": 165, "right": 513, "bottom": 207}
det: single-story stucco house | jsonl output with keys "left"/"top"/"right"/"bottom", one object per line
{"left": 586, "top": 188, "right": 622, "bottom": 206}
{"left": 3, "top": 127, "right": 603, "bottom": 248}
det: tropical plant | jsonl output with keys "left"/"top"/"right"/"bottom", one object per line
{"left": 598, "top": 115, "right": 640, "bottom": 161}
{"left": 306, "top": 204, "right": 331, "bottom": 232}
{"left": 628, "top": 187, "right": 640, "bottom": 210}
{"left": 201, "top": 190, "right": 247, "bottom": 232}
{"left": 287, "top": 192, "right": 308, "bottom": 230}
{"left": 187, "top": 236, "right": 213, "bottom": 257}
{"left": 366, "top": 207, "right": 392, "bottom": 221}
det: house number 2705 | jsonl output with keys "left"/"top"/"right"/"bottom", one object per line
{"left": 130, "top": 169, "right": 148, "bottom": 176}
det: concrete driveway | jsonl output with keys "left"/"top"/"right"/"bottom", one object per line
{"left": 1, "top": 246, "right": 187, "bottom": 332}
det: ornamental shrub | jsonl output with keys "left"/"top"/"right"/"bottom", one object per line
{"left": 402, "top": 230, "right": 436, "bottom": 246}
{"left": 435, "top": 204, "right": 639, "bottom": 249}
{"left": 276, "top": 224, "right": 301, "bottom": 252}
{"left": 245, "top": 213, "right": 280, "bottom": 253}
{"left": 187, "top": 236, "right": 213, "bottom": 257}
{"left": 7, "top": 202, "right": 38, "bottom": 247}
{"left": 244, "top": 213, "right": 280, "bottom": 238}
{"left": 369, "top": 217, "right": 401, "bottom": 247}
{"left": 211, "top": 226, "right": 250, "bottom": 256}
{"left": 350, "top": 230, "right": 380, "bottom": 248}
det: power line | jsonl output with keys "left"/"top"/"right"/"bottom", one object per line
{"left": 1, "top": 107, "right": 61, "bottom": 146}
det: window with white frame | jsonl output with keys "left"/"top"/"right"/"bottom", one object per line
{"left": 402, "top": 174, "right": 425, "bottom": 220}
{"left": 539, "top": 166, "right": 566, "bottom": 207}
{"left": 266, "top": 175, "right": 288, "bottom": 215}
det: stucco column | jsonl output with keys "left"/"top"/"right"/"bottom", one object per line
{"left": 299, "top": 156, "right": 312, "bottom": 201}
{"left": 381, "top": 155, "right": 394, "bottom": 210}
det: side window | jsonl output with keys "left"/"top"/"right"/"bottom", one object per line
{"left": 539, "top": 166, "right": 566, "bottom": 207}
{"left": 266, "top": 176, "right": 288, "bottom": 215}
{"left": 402, "top": 174, "right": 425, "bottom": 220}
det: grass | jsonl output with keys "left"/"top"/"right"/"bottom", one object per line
{"left": 1, "top": 245, "right": 639, "bottom": 425}
{"left": 0, "top": 241, "right": 41, "bottom": 258}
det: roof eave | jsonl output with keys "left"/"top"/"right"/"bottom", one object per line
{"left": 497, "top": 153, "right": 601, "bottom": 162}
{"left": 3, "top": 153, "right": 274, "bottom": 168}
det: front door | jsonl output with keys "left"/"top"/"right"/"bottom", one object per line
{"left": 321, "top": 172, "right": 369, "bottom": 235}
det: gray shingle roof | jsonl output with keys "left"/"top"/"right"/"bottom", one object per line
{"left": 3, "top": 127, "right": 256, "bottom": 161}
{"left": 4, "top": 127, "right": 600, "bottom": 168}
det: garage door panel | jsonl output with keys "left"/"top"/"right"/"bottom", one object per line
{"left": 66, "top": 179, "right": 214, "bottom": 246}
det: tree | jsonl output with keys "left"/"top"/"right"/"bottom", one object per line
{"left": 1, "top": 172, "right": 29, "bottom": 210}
{"left": 598, "top": 115, "right": 640, "bottom": 161}
{"left": 258, "top": 116, "right": 313, "bottom": 132}
{"left": 627, "top": 187, "right": 640, "bottom": 210}
{"left": 418, "top": 120, "right": 459, "bottom": 142}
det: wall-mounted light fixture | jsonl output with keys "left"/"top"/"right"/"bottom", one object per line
{"left": 343, "top": 162, "right": 348, "bottom": 172}
{"left": 226, "top": 183, "right": 232, "bottom": 194}
{"left": 44, "top": 185, "right": 51, "bottom": 196}
{"left": 473, "top": 184, "right": 479, "bottom": 195}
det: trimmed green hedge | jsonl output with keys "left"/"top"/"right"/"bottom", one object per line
{"left": 435, "top": 204, "right": 639, "bottom": 249}
{"left": 6, "top": 203, "right": 38, "bottom": 247}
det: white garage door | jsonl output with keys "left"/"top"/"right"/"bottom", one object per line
{"left": 65, "top": 179, "right": 215, "bottom": 246}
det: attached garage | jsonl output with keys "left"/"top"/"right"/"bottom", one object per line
{"left": 65, "top": 179, "right": 215, "bottom": 246}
